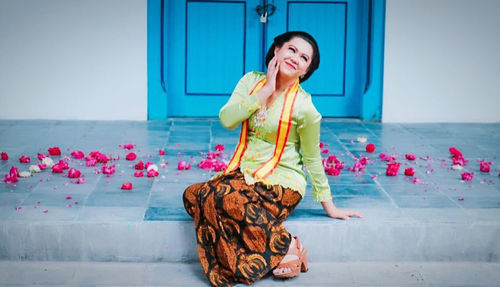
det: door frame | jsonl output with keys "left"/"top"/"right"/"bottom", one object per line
{"left": 147, "top": 0, "right": 385, "bottom": 120}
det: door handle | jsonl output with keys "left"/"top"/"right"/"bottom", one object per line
{"left": 256, "top": 3, "right": 276, "bottom": 23}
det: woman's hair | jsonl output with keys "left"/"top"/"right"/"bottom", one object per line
{"left": 265, "top": 31, "right": 320, "bottom": 83}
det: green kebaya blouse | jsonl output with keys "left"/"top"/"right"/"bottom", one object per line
{"left": 219, "top": 71, "right": 332, "bottom": 202}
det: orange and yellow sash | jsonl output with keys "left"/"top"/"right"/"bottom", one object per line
{"left": 224, "top": 78, "right": 300, "bottom": 180}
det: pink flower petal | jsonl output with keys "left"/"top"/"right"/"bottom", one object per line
{"left": 102, "top": 164, "right": 116, "bottom": 175}
{"left": 479, "top": 160, "right": 491, "bottom": 173}
{"left": 68, "top": 168, "right": 81, "bottom": 178}
{"left": 215, "top": 144, "right": 225, "bottom": 152}
{"left": 177, "top": 160, "right": 187, "bottom": 170}
{"left": 1, "top": 152, "right": 8, "bottom": 161}
{"left": 19, "top": 155, "right": 31, "bottom": 163}
{"left": 43, "top": 209, "right": 48, "bottom": 213}
{"left": 52, "top": 164, "right": 63, "bottom": 173}
{"left": 147, "top": 169, "right": 159, "bottom": 177}
{"left": 71, "top": 150, "right": 85, "bottom": 159}
{"left": 121, "top": 144, "right": 134, "bottom": 150}
{"left": 461, "top": 172, "right": 474, "bottom": 181}
{"left": 158, "top": 149, "right": 165, "bottom": 155}
{"left": 134, "top": 171, "right": 144, "bottom": 177}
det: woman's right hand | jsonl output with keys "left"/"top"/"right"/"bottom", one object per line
{"left": 258, "top": 56, "right": 279, "bottom": 105}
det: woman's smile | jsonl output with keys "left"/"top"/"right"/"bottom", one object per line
{"left": 284, "top": 61, "right": 296, "bottom": 70}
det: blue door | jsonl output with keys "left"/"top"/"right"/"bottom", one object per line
{"left": 148, "top": 0, "right": 385, "bottom": 119}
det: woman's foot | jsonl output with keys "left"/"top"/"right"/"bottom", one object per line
{"left": 273, "top": 236, "right": 308, "bottom": 278}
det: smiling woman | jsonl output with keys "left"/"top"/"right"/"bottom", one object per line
{"left": 183, "top": 31, "right": 364, "bottom": 287}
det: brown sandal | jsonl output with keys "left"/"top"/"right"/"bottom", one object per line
{"left": 273, "top": 236, "right": 308, "bottom": 279}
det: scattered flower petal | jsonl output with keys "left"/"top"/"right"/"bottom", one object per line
{"left": 177, "top": 160, "right": 188, "bottom": 170}
{"left": 19, "top": 155, "right": 31, "bottom": 163}
{"left": 357, "top": 136, "right": 367, "bottom": 143}
{"left": 458, "top": 198, "right": 464, "bottom": 201}
{"left": 135, "top": 161, "right": 144, "bottom": 170}
{"left": 52, "top": 164, "right": 64, "bottom": 173}
{"left": 121, "top": 182, "right": 133, "bottom": 190}
{"left": 386, "top": 162, "right": 401, "bottom": 176}
{"left": 75, "top": 178, "right": 85, "bottom": 184}
{"left": 215, "top": 144, "right": 225, "bottom": 152}
{"left": 134, "top": 171, "right": 144, "bottom": 177}
{"left": 479, "top": 160, "right": 491, "bottom": 173}
{"left": 71, "top": 150, "right": 85, "bottom": 159}
{"left": 48, "top": 147, "right": 62, "bottom": 156}
{"left": 451, "top": 164, "right": 463, "bottom": 170}
{"left": 147, "top": 169, "right": 159, "bottom": 177}
{"left": 365, "top": 143, "right": 376, "bottom": 153}
{"left": 404, "top": 167, "right": 415, "bottom": 176}
{"left": 125, "top": 152, "right": 137, "bottom": 161}
{"left": 321, "top": 148, "right": 329, "bottom": 154}
{"left": 1, "top": 152, "right": 8, "bottom": 161}
{"left": 68, "top": 168, "right": 81, "bottom": 178}
{"left": 319, "top": 142, "right": 324, "bottom": 148}
{"left": 42, "top": 157, "right": 54, "bottom": 167}
{"left": 121, "top": 144, "right": 134, "bottom": 150}
{"left": 102, "top": 164, "right": 116, "bottom": 175}
{"left": 29, "top": 165, "right": 41, "bottom": 173}
{"left": 43, "top": 209, "right": 48, "bottom": 213}
{"left": 461, "top": 172, "right": 474, "bottom": 181}
{"left": 147, "top": 164, "right": 159, "bottom": 172}
{"left": 158, "top": 149, "right": 165, "bottom": 155}
{"left": 57, "top": 160, "right": 69, "bottom": 170}
{"left": 66, "top": 196, "right": 72, "bottom": 200}
{"left": 19, "top": 171, "right": 31, "bottom": 178}
{"left": 405, "top": 154, "right": 416, "bottom": 161}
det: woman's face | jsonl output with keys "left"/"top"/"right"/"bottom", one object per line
{"left": 274, "top": 37, "right": 314, "bottom": 80}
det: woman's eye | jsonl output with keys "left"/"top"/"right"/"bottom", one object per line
{"left": 301, "top": 56, "right": 308, "bottom": 61}
{"left": 288, "top": 47, "right": 296, "bottom": 52}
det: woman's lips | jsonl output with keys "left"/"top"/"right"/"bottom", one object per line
{"left": 284, "top": 62, "right": 296, "bottom": 70}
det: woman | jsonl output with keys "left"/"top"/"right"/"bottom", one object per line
{"left": 183, "top": 31, "right": 363, "bottom": 287}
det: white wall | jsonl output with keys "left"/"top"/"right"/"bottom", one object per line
{"left": 383, "top": 0, "right": 500, "bottom": 122}
{"left": 0, "top": 0, "right": 147, "bottom": 120}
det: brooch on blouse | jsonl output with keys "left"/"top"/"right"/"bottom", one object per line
{"left": 253, "top": 105, "right": 267, "bottom": 128}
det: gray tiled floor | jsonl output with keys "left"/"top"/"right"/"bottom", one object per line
{"left": 1, "top": 119, "right": 498, "bottom": 222}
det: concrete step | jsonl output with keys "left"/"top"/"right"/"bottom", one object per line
{"left": 1, "top": 207, "right": 499, "bottom": 262}
{"left": 1, "top": 260, "right": 499, "bottom": 286}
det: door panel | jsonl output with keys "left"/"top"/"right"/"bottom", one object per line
{"left": 167, "top": 0, "right": 261, "bottom": 116}
{"left": 267, "top": 0, "right": 367, "bottom": 117}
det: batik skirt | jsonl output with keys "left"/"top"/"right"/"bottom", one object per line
{"left": 182, "top": 170, "right": 302, "bottom": 287}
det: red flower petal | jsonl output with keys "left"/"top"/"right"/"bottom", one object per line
{"left": 121, "top": 182, "right": 133, "bottom": 190}
{"left": 404, "top": 167, "right": 415, "bottom": 176}
{"left": 48, "top": 147, "right": 62, "bottom": 156}
{"left": 102, "top": 164, "right": 116, "bottom": 175}
{"left": 177, "top": 160, "right": 187, "bottom": 170}
{"left": 1, "top": 152, "right": 8, "bottom": 161}
{"left": 365, "top": 143, "right": 376, "bottom": 153}
{"left": 386, "top": 162, "right": 401, "bottom": 176}
{"left": 134, "top": 171, "right": 144, "bottom": 177}
{"left": 147, "top": 170, "right": 159, "bottom": 177}
{"left": 215, "top": 144, "right": 225, "bottom": 152}
{"left": 66, "top": 196, "right": 72, "bottom": 200}
{"left": 405, "top": 154, "right": 416, "bottom": 160}
{"left": 125, "top": 152, "right": 137, "bottom": 161}
{"left": 134, "top": 161, "right": 144, "bottom": 170}
{"left": 158, "top": 149, "right": 166, "bottom": 155}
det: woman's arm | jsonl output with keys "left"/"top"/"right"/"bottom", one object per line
{"left": 297, "top": 97, "right": 364, "bottom": 220}
{"left": 219, "top": 72, "right": 263, "bottom": 129}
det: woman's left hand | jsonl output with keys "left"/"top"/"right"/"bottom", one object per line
{"left": 326, "top": 208, "right": 364, "bottom": 220}
{"left": 321, "top": 200, "right": 364, "bottom": 220}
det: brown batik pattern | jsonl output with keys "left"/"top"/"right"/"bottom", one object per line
{"left": 183, "top": 170, "right": 302, "bottom": 287}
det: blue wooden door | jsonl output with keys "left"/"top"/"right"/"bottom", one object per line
{"left": 166, "top": 0, "right": 262, "bottom": 116}
{"left": 266, "top": 0, "right": 369, "bottom": 117}
{"left": 154, "top": 0, "right": 382, "bottom": 118}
